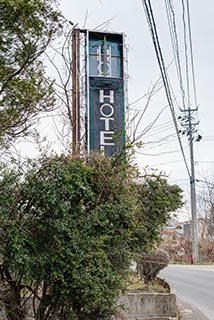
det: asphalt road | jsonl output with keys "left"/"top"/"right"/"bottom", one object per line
{"left": 160, "top": 265, "right": 214, "bottom": 320}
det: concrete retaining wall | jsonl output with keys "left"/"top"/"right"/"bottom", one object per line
{"left": 117, "top": 282, "right": 177, "bottom": 320}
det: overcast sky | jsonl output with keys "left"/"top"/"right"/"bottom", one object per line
{"left": 57, "top": 1, "right": 214, "bottom": 194}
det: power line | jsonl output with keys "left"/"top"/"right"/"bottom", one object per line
{"left": 152, "top": 158, "right": 190, "bottom": 166}
{"left": 142, "top": 139, "right": 178, "bottom": 153}
{"left": 143, "top": 122, "right": 174, "bottom": 138}
{"left": 164, "top": 0, "right": 187, "bottom": 111}
{"left": 186, "top": 0, "right": 198, "bottom": 110}
{"left": 143, "top": 133, "right": 177, "bottom": 144}
{"left": 181, "top": 0, "right": 191, "bottom": 109}
{"left": 136, "top": 147, "right": 187, "bottom": 157}
{"left": 141, "top": 0, "right": 199, "bottom": 262}
{"left": 141, "top": 0, "right": 191, "bottom": 178}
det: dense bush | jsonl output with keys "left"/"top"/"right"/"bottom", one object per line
{"left": 0, "top": 153, "right": 183, "bottom": 320}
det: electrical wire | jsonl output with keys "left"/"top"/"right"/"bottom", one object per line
{"left": 164, "top": 0, "right": 186, "bottom": 111}
{"left": 141, "top": 0, "right": 191, "bottom": 178}
{"left": 141, "top": 137, "right": 178, "bottom": 152}
{"left": 143, "top": 133, "right": 177, "bottom": 145}
{"left": 136, "top": 147, "right": 186, "bottom": 156}
{"left": 186, "top": 0, "right": 198, "bottom": 110}
{"left": 143, "top": 122, "right": 174, "bottom": 137}
{"left": 165, "top": 0, "right": 200, "bottom": 159}
{"left": 152, "top": 158, "right": 190, "bottom": 166}
{"left": 139, "top": 105, "right": 169, "bottom": 138}
{"left": 181, "top": 0, "right": 191, "bottom": 109}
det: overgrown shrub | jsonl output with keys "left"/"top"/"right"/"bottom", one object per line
{"left": 0, "top": 153, "right": 182, "bottom": 320}
{"left": 0, "top": 154, "right": 140, "bottom": 320}
{"left": 136, "top": 248, "right": 170, "bottom": 285}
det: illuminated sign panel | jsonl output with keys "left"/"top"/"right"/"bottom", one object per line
{"left": 87, "top": 31, "right": 124, "bottom": 156}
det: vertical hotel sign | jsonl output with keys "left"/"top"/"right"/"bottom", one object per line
{"left": 87, "top": 31, "right": 125, "bottom": 156}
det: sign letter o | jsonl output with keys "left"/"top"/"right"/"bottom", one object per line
{"left": 100, "top": 103, "right": 114, "bottom": 118}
